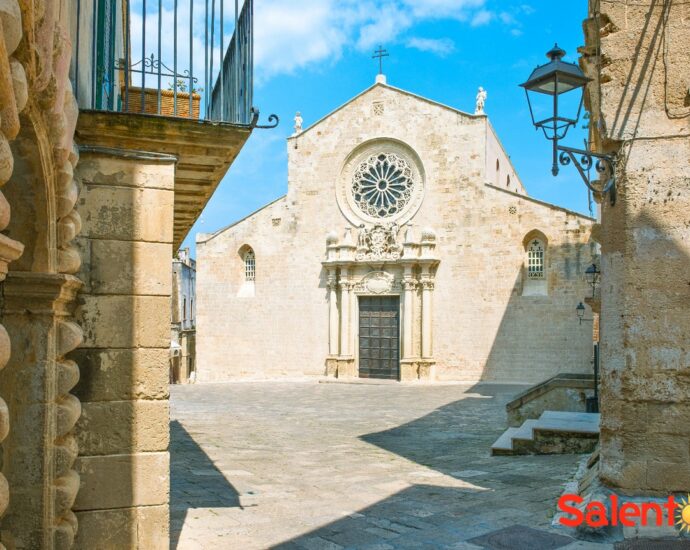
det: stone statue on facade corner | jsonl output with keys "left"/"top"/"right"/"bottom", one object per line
{"left": 475, "top": 87, "right": 487, "bottom": 115}
{"left": 355, "top": 223, "right": 403, "bottom": 261}
{"left": 293, "top": 111, "right": 303, "bottom": 135}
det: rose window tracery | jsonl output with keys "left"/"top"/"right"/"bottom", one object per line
{"left": 351, "top": 153, "right": 416, "bottom": 219}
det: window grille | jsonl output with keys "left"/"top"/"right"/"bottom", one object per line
{"left": 527, "top": 239, "right": 545, "bottom": 279}
{"left": 244, "top": 250, "right": 256, "bottom": 281}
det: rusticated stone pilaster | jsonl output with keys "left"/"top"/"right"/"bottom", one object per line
{"left": 0, "top": 0, "right": 27, "bottom": 545}
{"left": 0, "top": 273, "right": 82, "bottom": 549}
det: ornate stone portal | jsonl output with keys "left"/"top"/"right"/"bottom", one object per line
{"left": 324, "top": 224, "right": 439, "bottom": 381}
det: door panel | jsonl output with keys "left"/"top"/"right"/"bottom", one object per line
{"left": 358, "top": 296, "right": 400, "bottom": 380}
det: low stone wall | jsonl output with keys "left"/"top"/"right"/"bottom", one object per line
{"left": 506, "top": 374, "right": 595, "bottom": 427}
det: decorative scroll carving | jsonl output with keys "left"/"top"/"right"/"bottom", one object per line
{"left": 356, "top": 271, "right": 395, "bottom": 294}
{"left": 355, "top": 223, "right": 403, "bottom": 261}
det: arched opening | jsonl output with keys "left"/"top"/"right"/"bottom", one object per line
{"left": 237, "top": 245, "right": 256, "bottom": 297}
{"left": 522, "top": 230, "right": 549, "bottom": 296}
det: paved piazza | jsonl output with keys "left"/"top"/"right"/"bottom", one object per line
{"left": 170, "top": 381, "right": 612, "bottom": 549}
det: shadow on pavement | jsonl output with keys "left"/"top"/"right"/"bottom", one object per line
{"left": 170, "top": 420, "right": 242, "bottom": 549}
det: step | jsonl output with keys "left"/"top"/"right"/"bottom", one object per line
{"left": 491, "top": 420, "right": 539, "bottom": 455}
{"left": 492, "top": 412, "right": 601, "bottom": 456}
{"left": 540, "top": 411, "right": 600, "bottom": 423}
{"left": 491, "top": 427, "right": 522, "bottom": 453}
{"left": 537, "top": 411, "right": 600, "bottom": 434}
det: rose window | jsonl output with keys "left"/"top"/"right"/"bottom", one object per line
{"left": 351, "top": 153, "right": 416, "bottom": 218}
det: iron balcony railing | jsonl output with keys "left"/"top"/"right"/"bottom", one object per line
{"left": 71, "top": 0, "right": 262, "bottom": 126}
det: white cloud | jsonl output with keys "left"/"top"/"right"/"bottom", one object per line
{"left": 252, "top": 0, "right": 490, "bottom": 82}
{"left": 126, "top": 0, "right": 534, "bottom": 89}
{"left": 406, "top": 37, "right": 455, "bottom": 57}
{"left": 470, "top": 9, "right": 493, "bottom": 27}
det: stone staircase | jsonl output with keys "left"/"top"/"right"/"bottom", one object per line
{"left": 491, "top": 411, "right": 600, "bottom": 456}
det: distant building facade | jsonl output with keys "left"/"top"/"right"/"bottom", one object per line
{"left": 196, "top": 78, "right": 598, "bottom": 384}
{"left": 171, "top": 249, "right": 197, "bottom": 383}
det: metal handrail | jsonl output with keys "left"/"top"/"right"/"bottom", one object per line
{"left": 72, "top": 0, "right": 255, "bottom": 125}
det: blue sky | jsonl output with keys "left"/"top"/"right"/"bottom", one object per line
{"left": 182, "top": 0, "right": 592, "bottom": 255}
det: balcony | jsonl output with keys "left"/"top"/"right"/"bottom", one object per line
{"left": 70, "top": 0, "right": 275, "bottom": 248}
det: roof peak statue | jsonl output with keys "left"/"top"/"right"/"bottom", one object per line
{"left": 475, "top": 86, "right": 487, "bottom": 115}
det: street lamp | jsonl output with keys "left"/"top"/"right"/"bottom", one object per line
{"left": 520, "top": 44, "right": 617, "bottom": 205}
{"left": 576, "top": 301, "right": 593, "bottom": 325}
{"left": 575, "top": 300, "right": 600, "bottom": 413}
{"left": 584, "top": 263, "right": 600, "bottom": 297}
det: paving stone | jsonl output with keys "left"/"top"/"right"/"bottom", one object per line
{"left": 468, "top": 524, "right": 573, "bottom": 550}
{"left": 169, "top": 382, "right": 595, "bottom": 549}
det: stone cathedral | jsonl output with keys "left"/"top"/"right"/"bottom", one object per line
{"left": 196, "top": 76, "right": 597, "bottom": 383}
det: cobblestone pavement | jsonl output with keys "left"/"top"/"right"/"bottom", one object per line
{"left": 170, "top": 381, "right": 613, "bottom": 550}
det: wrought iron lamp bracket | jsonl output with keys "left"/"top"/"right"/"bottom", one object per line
{"left": 558, "top": 145, "right": 617, "bottom": 206}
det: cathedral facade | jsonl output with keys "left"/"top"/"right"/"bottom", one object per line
{"left": 196, "top": 79, "right": 597, "bottom": 383}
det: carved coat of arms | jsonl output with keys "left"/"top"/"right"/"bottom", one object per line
{"left": 355, "top": 223, "right": 403, "bottom": 261}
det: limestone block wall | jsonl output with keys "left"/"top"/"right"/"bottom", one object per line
{"left": 197, "top": 84, "right": 596, "bottom": 383}
{"left": 71, "top": 151, "right": 173, "bottom": 548}
{"left": 583, "top": 1, "right": 690, "bottom": 493}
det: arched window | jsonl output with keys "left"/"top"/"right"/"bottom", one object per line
{"left": 244, "top": 249, "right": 256, "bottom": 282}
{"left": 527, "top": 239, "right": 545, "bottom": 279}
{"left": 507, "top": 175, "right": 511, "bottom": 188}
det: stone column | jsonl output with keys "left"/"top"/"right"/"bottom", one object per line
{"left": 339, "top": 268, "right": 351, "bottom": 357}
{"left": 401, "top": 267, "right": 415, "bottom": 360}
{"left": 420, "top": 269, "right": 434, "bottom": 359}
{"left": 337, "top": 267, "right": 357, "bottom": 378}
{"left": 0, "top": 273, "right": 83, "bottom": 549}
{"left": 69, "top": 148, "right": 173, "bottom": 548}
{"left": 327, "top": 271, "right": 339, "bottom": 356}
{"left": 421, "top": 284, "right": 433, "bottom": 359}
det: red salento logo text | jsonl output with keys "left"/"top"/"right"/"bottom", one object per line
{"left": 557, "top": 494, "right": 684, "bottom": 529}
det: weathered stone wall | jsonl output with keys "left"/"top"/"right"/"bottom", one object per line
{"left": 0, "top": 0, "right": 27, "bottom": 538}
{"left": 0, "top": 0, "right": 84, "bottom": 546}
{"left": 582, "top": 1, "right": 690, "bottom": 494}
{"left": 70, "top": 151, "right": 173, "bottom": 548}
{"left": 197, "top": 83, "right": 597, "bottom": 384}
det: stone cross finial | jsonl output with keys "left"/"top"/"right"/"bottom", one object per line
{"left": 293, "top": 111, "right": 303, "bottom": 135}
{"left": 475, "top": 86, "right": 487, "bottom": 115}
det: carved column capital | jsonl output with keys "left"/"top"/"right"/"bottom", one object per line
{"left": 402, "top": 279, "right": 418, "bottom": 291}
{"left": 420, "top": 279, "right": 435, "bottom": 291}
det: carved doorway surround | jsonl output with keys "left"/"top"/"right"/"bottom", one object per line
{"left": 323, "top": 224, "right": 439, "bottom": 382}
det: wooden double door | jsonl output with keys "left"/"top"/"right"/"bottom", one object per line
{"left": 358, "top": 296, "right": 400, "bottom": 380}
